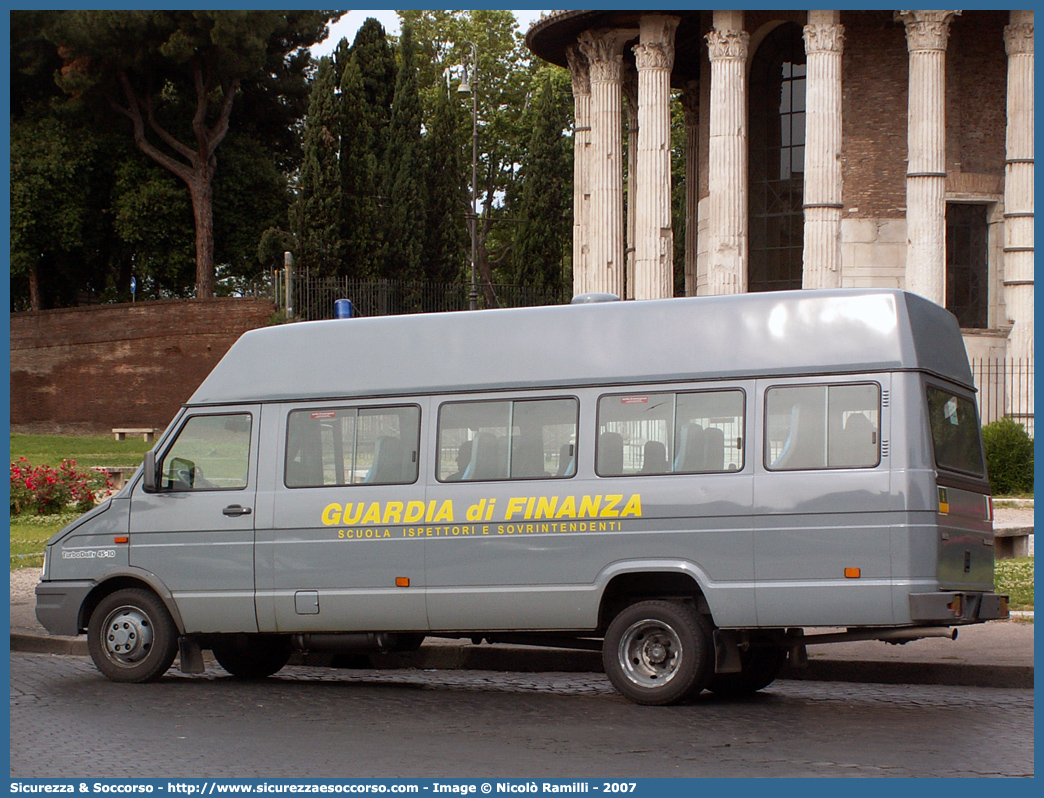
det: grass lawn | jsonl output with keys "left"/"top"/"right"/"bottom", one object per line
{"left": 10, "top": 512, "right": 80, "bottom": 570}
{"left": 995, "top": 556, "right": 1034, "bottom": 611}
{"left": 11, "top": 433, "right": 152, "bottom": 469}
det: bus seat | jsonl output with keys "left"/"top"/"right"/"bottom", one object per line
{"left": 597, "top": 432, "right": 624, "bottom": 475}
{"left": 445, "top": 438, "right": 472, "bottom": 481}
{"left": 512, "top": 431, "right": 546, "bottom": 478}
{"left": 703, "top": 427, "right": 725, "bottom": 472}
{"left": 771, "top": 405, "right": 802, "bottom": 469}
{"left": 364, "top": 436, "right": 404, "bottom": 484}
{"left": 640, "top": 440, "right": 668, "bottom": 474}
{"left": 674, "top": 422, "right": 705, "bottom": 471}
{"left": 286, "top": 417, "right": 324, "bottom": 487}
{"left": 836, "top": 412, "right": 875, "bottom": 467}
{"left": 463, "top": 432, "right": 499, "bottom": 481}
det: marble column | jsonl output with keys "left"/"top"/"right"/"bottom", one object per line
{"left": 566, "top": 46, "right": 591, "bottom": 296}
{"left": 681, "top": 81, "right": 699, "bottom": 297}
{"left": 706, "top": 11, "right": 749, "bottom": 295}
{"left": 896, "top": 10, "right": 960, "bottom": 306}
{"left": 1003, "top": 11, "right": 1034, "bottom": 364}
{"left": 632, "top": 14, "right": 679, "bottom": 300}
{"left": 801, "top": 11, "right": 844, "bottom": 289}
{"left": 578, "top": 29, "right": 627, "bottom": 298}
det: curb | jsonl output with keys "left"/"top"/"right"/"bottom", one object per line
{"left": 12, "top": 632, "right": 1032, "bottom": 690}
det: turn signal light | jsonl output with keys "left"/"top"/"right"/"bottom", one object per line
{"left": 395, "top": 577, "right": 410, "bottom": 588}
{"left": 844, "top": 567, "right": 861, "bottom": 579}
{"left": 948, "top": 595, "right": 963, "bottom": 616}
{"left": 114, "top": 536, "right": 129, "bottom": 544}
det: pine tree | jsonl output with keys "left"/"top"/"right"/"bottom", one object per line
{"left": 382, "top": 23, "right": 426, "bottom": 283}
{"left": 510, "top": 68, "right": 573, "bottom": 294}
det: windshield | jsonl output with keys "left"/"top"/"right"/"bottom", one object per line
{"left": 926, "top": 386, "right": 986, "bottom": 477}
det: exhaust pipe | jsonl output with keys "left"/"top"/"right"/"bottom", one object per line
{"left": 800, "top": 627, "right": 958, "bottom": 647}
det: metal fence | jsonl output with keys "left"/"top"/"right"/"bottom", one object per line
{"left": 287, "top": 276, "right": 570, "bottom": 321}
{"left": 970, "top": 358, "right": 1034, "bottom": 438}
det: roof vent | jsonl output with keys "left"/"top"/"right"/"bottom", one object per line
{"left": 571, "top": 293, "right": 620, "bottom": 304}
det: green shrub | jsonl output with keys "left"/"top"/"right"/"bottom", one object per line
{"left": 981, "top": 418, "right": 1034, "bottom": 496}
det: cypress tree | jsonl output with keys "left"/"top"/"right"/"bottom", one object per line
{"left": 291, "top": 56, "right": 344, "bottom": 277}
{"left": 382, "top": 22, "right": 426, "bottom": 283}
{"left": 424, "top": 84, "right": 468, "bottom": 284}
{"left": 511, "top": 69, "right": 572, "bottom": 293}
{"left": 339, "top": 54, "right": 382, "bottom": 279}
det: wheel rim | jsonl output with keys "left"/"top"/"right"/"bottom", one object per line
{"left": 617, "top": 618, "right": 683, "bottom": 688}
{"left": 101, "top": 605, "right": 155, "bottom": 668}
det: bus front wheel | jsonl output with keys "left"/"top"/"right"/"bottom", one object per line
{"left": 602, "top": 600, "right": 712, "bottom": 705}
{"left": 87, "top": 588, "right": 178, "bottom": 683}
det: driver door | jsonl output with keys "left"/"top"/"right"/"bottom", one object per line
{"left": 129, "top": 406, "right": 260, "bottom": 633}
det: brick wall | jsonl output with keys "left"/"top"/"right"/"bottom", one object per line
{"left": 10, "top": 298, "right": 275, "bottom": 434}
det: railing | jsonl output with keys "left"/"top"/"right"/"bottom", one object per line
{"left": 971, "top": 358, "right": 1034, "bottom": 437}
{"left": 289, "top": 276, "right": 569, "bottom": 321}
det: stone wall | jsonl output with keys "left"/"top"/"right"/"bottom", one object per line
{"left": 10, "top": 298, "right": 275, "bottom": 434}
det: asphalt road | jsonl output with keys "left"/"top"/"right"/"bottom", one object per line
{"left": 11, "top": 653, "right": 1033, "bottom": 779}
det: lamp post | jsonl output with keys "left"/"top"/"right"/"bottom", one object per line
{"left": 458, "top": 42, "right": 479, "bottom": 311}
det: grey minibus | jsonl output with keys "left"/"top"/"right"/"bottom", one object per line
{"left": 36, "top": 289, "right": 1009, "bottom": 705}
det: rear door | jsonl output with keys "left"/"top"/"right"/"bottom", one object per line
{"left": 925, "top": 384, "right": 994, "bottom": 591}
{"left": 129, "top": 407, "right": 260, "bottom": 633}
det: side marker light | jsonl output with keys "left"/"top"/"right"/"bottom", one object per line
{"left": 844, "top": 567, "right": 861, "bottom": 579}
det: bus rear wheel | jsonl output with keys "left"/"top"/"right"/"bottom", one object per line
{"left": 211, "top": 634, "right": 292, "bottom": 679}
{"left": 707, "top": 646, "right": 787, "bottom": 697}
{"left": 87, "top": 588, "right": 178, "bottom": 683}
{"left": 602, "top": 600, "right": 712, "bottom": 706}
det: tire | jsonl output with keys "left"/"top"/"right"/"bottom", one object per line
{"left": 707, "top": 646, "right": 787, "bottom": 697}
{"left": 602, "top": 600, "right": 713, "bottom": 706}
{"left": 87, "top": 588, "right": 178, "bottom": 683}
{"left": 212, "top": 634, "right": 292, "bottom": 679}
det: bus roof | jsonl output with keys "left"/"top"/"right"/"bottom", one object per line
{"left": 187, "top": 289, "right": 974, "bottom": 406}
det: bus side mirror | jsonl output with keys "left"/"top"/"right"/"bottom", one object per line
{"left": 142, "top": 451, "right": 158, "bottom": 493}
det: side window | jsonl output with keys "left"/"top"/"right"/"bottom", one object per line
{"left": 285, "top": 405, "right": 420, "bottom": 487}
{"left": 597, "top": 390, "right": 745, "bottom": 476}
{"left": 437, "top": 398, "right": 578, "bottom": 482}
{"left": 765, "top": 383, "right": 881, "bottom": 471}
{"left": 161, "top": 414, "right": 252, "bottom": 491}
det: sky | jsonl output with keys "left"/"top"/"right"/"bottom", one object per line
{"left": 312, "top": 9, "right": 550, "bottom": 57}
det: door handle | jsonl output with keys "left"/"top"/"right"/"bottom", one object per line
{"left": 223, "top": 504, "right": 252, "bottom": 517}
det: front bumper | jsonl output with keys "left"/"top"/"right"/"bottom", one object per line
{"left": 909, "top": 591, "right": 1009, "bottom": 624}
{"left": 35, "top": 580, "right": 95, "bottom": 636}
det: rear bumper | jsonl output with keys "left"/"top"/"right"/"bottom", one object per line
{"left": 35, "top": 580, "right": 95, "bottom": 636}
{"left": 909, "top": 591, "right": 1009, "bottom": 624}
